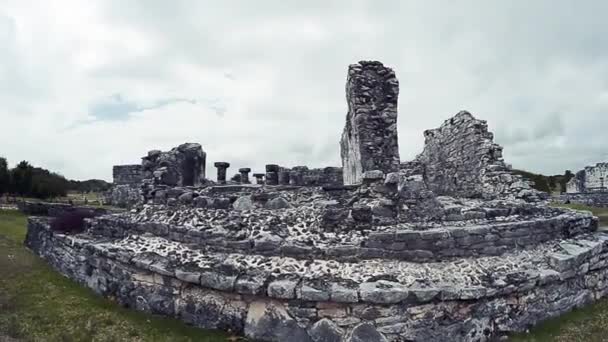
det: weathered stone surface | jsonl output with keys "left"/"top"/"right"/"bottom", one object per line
{"left": 233, "top": 196, "right": 254, "bottom": 211}
{"left": 310, "top": 318, "right": 344, "bottom": 342}
{"left": 245, "top": 301, "right": 312, "bottom": 342}
{"left": 416, "top": 111, "right": 540, "bottom": 201}
{"left": 268, "top": 278, "right": 299, "bottom": 299}
{"left": 142, "top": 143, "right": 206, "bottom": 187}
{"left": 341, "top": 61, "right": 400, "bottom": 185}
{"left": 113, "top": 165, "right": 143, "bottom": 185}
{"left": 265, "top": 197, "right": 292, "bottom": 210}
{"left": 359, "top": 281, "right": 409, "bottom": 304}
{"left": 214, "top": 162, "right": 230, "bottom": 184}
{"left": 567, "top": 163, "right": 608, "bottom": 194}
{"left": 346, "top": 323, "right": 387, "bottom": 342}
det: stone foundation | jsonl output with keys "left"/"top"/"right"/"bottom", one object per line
{"left": 113, "top": 165, "right": 143, "bottom": 185}
{"left": 17, "top": 201, "right": 113, "bottom": 217}
{"left": 25, "top": 216, "right": 608, "bottom": 342}
{"left": 554, "top": 192, "right": 608, "bottom": 208}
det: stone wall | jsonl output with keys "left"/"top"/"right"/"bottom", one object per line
{"left": 86, "top": 210, "right": 596, "bottom": 262}
{"left": 141, "top": 143, "right": 207, "bottom": 187}
{"left": 105, "top": 184, "right": 142, "bottom": 208}
{"left": 24, "top": 217, "right": 608, "bottom": 342}
{"left": 17, "top": 201, "right": 112, "bottom": 217}
{"left": 567, "top": 163, "right": 608, "bottom": 193}
{"left": 112, "top": 165, "right": 143, "bottom": 185}
{"left": 299, "top": 167, "right": 344, "bottom": 187}
{"left": 554, "top": 193, "right": 608, "bottom": 208}
{"left": 416, "top": 111, "right": 539, "bottom": 201}
{"left": 340, "top": 61, "right": 400, "bottom": 185}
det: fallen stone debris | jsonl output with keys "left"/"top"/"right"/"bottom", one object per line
{"left": 25, "top": 61, "right": 604, "bottom": 342}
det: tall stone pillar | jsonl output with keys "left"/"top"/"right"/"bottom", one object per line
{"left": 239, "top": 168, "right": 251, "bottom": 184}
{"left": 214, "top": 162, "right": 230, "bottom": 184}
{"left": 340, "top": 61, "right": 400, "bottom": 185}
{"left": 278, "top": 168, "right": 291, "bottom": 185}
{"left": 265, "top": 164, "right": 279, "bottom": 185}
{"left": 253, "top": 173, "right": 265, "bottom": 184}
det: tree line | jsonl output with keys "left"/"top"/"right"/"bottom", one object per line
{"left": 512, "top": 169, "right": 575, "bottom": 194}
{"left": 0, "top": 157, "right": 111, "bottom": 200}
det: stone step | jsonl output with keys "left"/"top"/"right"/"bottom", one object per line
{"left": 29, "top": 217, "right": 608, "bottom": 307}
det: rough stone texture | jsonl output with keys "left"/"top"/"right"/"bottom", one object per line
{"left": 555, "top": 192, "right": 608, "bottom": 208}
{"left": 567, "top": 163, "right": 608, "bottom": 193}
{"left": 214, "top": 162, "right": 230, "bottom": 184}
{"left": 416, "top": 111, "right": 542, "bottom": 201}
{"left": 25, "top": 216, "right": 608, "bottom": 342}
{"left": 341, "top": 61, "right": 400, "bottom": 185}
{"left": 113, "top": 165, "right": 143, "bottom": 185}
{"left": 17, "top": 201, "right": 114, "bottom": 217}
{"left": 142, "top": 143, "right": 206, "bottom": 187}
{"left": 105, "top": 184, "right": 142, "bottom": 208}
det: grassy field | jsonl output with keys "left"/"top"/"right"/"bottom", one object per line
{"left": 0, "top": 209, "right": 234, "bottom": 342}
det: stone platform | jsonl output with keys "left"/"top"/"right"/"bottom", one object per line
{"left": 22, "top": 60, "right": 608, "bottom": 341}
{"left": 25, "top": 191, "right": 601, "bottom": 341}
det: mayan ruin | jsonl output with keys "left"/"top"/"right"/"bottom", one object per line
{"left": 553, "top": 163, "right": 608, "bottom": 208}
{"left": 12, "top": 60, "right": 606, "bottom": 342}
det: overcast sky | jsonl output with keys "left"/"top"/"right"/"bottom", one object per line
{"left": 1, "top": 1, "right": 607, "bottom": 181}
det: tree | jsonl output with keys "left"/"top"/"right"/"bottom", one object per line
{"left": 11, "top": 161, "right": 33, "bottom": 196}
{"left": 548, "top": 176, "right": 556, "bottom": 191}
{"left": 0, "top": 157, "right": 9, "bottom": 196}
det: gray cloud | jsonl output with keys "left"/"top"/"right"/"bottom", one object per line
{"left": 1, "top": 1, "right": 608, "bottom": 181}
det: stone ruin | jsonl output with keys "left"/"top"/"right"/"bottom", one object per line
{"left": 567, "top": 163, "right": 608, "bottom": 194}
{"left": 25, "top": 61, "right": 607, "bottom": 342}
{"left": 555, "top": 162, "right": 608, "bottom": 207}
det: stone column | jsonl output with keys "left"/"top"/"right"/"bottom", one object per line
{"left": 340, "top": 61, "right": 400, "bottom": 185}
{"left": 278, "top": 169, "right": 291, "bottom": 185}
{"left": 239, "top": 168, "right": 251, "bottom": 184}
{"left": 265, "top": 164, "right": 279, "bottom": 185}
{"left": 253, "top": 173, "right": 265, "bottom": 184}
{"left": 289, "top": 171, "right": 302, "bottom": 186}
{"left": 214, "top": 162, "right": 230, "bottom": 184}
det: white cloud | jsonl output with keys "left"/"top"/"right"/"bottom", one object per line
{"left": 1, "top": 0, "right": 608, "bottom": 181}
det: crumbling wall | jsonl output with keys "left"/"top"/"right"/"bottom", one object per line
{"left": 416, "top": 111, "right": 539, "bottom": 200}
{"left": 340, "top": 61, "right": 400, "bottom": 185}
{"left": 293, "top": 167, "right": 343, "bottom": 186}
{"left": 141, "top": 143, "right": 206, "bottom": 187}
{"left": 567, "top": 163, "right": 608, "bottom": 193}
{"left": 113, "top": 165, "right": 143, "bottom": 185}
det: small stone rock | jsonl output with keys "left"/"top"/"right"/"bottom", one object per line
{"left": 310, "top": 318, "right": 344, "bottom": 342}
{"left": 265, "top": 197, "right": 292, "bottom": 210}
{"left": 346, "top": 323, "right": 388, "bottom": 342}
{"left": 362, "top": 170, "right": 385, "bottom": 182}
{"left": 233, "top": 196, "right": 255, "bottom": 211}
{"left": 178, "top": 192, "right": 194, "bottom": 204}
{"left": 193, "top": 196, "right": 208, "bottom": 208}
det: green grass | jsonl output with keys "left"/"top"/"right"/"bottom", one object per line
{"left": 553, "top": 203, "right": 608, "bottom": 227}
{"left": 0, "top": 210, "right": 235, "bottom": 342}
{"left": 510, "top": 203, "right": 608, "bottom": 342}
{"left": 509, "top": 300, "right": 608, "bottom": 342}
